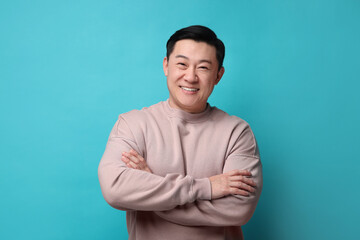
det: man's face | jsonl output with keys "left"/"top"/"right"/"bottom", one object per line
{"left": 163, "top": 39, "right": 225, "bottom": 113}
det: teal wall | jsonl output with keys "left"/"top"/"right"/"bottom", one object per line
{"left": 1, "top": 0, "right": 359, "bottom": 239}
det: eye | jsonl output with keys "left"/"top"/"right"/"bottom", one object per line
{"left": 177, "top": 62, "right": 187, "bottom": 69}
{"left": 198, "top": 66, "right": 209, "bottom": 70}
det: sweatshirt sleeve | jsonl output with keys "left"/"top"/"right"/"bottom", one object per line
{"left": 154, "top": 124, "right": 263, "bottom": 226}
{"left": 98, "top": 116, "right": 211, "bottom": 211}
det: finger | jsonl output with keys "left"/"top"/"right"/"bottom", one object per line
{"left": 123, "top": 152, "right": 141, "bottom": 164}
{"left": 229, "top": 187, "right": 250, "bottom": 196}
{"left": 122, "top": 152, "right": 138, "bottom": 164}
{"left": 126, "top": 163, "right": 136, "bottom": 169}
{"left": 122, "top": 152, "right": 131, "bottom": 159}
{"left": 227, "top": 169, "right": 252, "bottom": 177}
{"left": 125, "top": 150, "right": 143, "bottom": 164}
{"left": 129, "top": 149, "right": 145, "bottom": 162}
{"left": 130, "top": 154, "right": 141, "bottom": 164}
{"left": 230, "top": 175, "right": 257, "bottom": 187}
{"left": 121, "top": 156, "right": 130, "bottom": 164}
{"left": 122, "top": 153, "right": 139, "bottom": 168}
{"left": 229, "top": 181, "right": 255, "bottom": 193}
{"left": 127, "top": 160, "right": 139, "bottom": 169}
{"left": 123, "top": 151, "right": 149, "bottom": 172}
{"left": 129, "top": 149, "right": 139, "bottom": 156}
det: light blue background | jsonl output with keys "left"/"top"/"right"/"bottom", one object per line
{"left": 1, "top": 0, "right": 359, "bottom": 239}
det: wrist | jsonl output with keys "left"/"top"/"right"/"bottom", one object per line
{"left": 191, "top": 178, "right": 211, "bottom": 201}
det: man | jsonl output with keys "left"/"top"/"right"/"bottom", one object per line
{"left": 98, "top": 25, "right": 262, "bottom": 240}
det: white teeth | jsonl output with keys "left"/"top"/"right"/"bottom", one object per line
{"left": 181, "top": 87, "right": 199, "bottom": 92}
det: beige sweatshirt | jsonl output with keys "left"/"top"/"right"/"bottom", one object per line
{"left": 98, "top": 100, "right": 263, "bottom": 240}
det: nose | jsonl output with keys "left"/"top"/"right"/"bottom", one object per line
{"left": 184, "top": 67, "right": 198, "bottom": 83}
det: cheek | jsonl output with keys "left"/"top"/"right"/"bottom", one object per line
{"left": 201, "top": 78, "right": 216, "bottom": 91}
{"left": 206, "top": 85, "right": 215, "bottom": 94}
{"left": 170, "top": 70, "right": 185, "bottom": 81}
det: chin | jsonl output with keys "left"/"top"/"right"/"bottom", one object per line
{"left": 180, "top": 101, "right": 205, "bottom": 112}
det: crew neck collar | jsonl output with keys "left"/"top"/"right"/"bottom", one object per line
{"left": 162, "top": 99, "right": 212, "bottom": 123}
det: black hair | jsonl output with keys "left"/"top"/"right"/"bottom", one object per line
{"left": 166, "top": 25, "right": 225, "bottom": 71}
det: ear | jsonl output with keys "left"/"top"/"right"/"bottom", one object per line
{"left": 163, "top": 57, "right": 169, "bottom": 76}
{"left": 215, "top": 67, "right": 225, "bottom": 85}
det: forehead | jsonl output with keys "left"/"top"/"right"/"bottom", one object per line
{"left": 170, "top": 39, "right": 217, "bottom": 61}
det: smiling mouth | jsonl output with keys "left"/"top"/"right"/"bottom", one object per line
{"left": 180, "top": 86, "right": 199, "bottom": 92}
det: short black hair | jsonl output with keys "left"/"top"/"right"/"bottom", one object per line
{"left": 166, "top": 25, "right": 225, "bottom": 71}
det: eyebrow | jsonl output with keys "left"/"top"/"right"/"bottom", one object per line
{"left": 175, "top": 55, "right": 213, "bottom": 64}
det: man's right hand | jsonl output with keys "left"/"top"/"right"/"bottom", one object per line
{"left": 209, "top": 170, "right": 257, "bottom": 199}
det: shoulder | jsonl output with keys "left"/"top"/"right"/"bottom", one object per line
{"left": 112, "top": 101, "right": 166, "bottom": 153}
{"left": 211, "top": 106, "right": 259, "bottom": 157}
{"left": 119, "top": 101, "right": 165, "bottom": 123}
{"left": 116, "top": 101, "right": 167, "bottom": 137}
{"left": 210, "top": 106, "right": 251, "bottom": 132}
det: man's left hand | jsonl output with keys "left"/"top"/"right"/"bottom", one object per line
{"left": 122, "top": 149, "right": 152, "bottom": 173}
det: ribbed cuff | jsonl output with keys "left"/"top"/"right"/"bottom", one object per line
{"left": 191, "top": 178, "right": 212, "bottom": 201}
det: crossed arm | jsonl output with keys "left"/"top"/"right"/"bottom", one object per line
{"left": 122, "top": 149, "right": 262, "bottom": 226}
{"left": 98, "top": 117, "right": 262, "bottom": 226}
{"left": 122, "top": 150, "right": 256, "bottom": 199}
